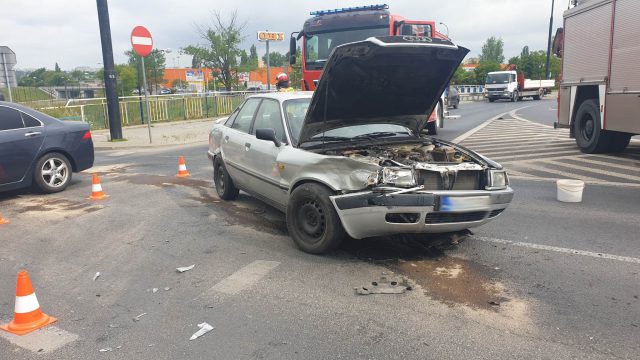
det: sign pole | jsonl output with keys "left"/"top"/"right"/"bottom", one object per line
{"left": 140, "top": 56, "right": 152, "bottom": 144}
{"left": 266, "top": 39, "right": 271, "bottom": 90}
{"left": 1, "top": 53, "right": 12, "bottom": 102}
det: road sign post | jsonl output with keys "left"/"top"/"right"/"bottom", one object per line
{"left": 257, "top": 31, "right": 284, "bottom": 90}
{"left": 131, "top": 25, "right": 154, "bottom": 144}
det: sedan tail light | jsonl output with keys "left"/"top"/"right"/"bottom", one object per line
{"left": 82, "top": 130, "right": 92, "bottom": 140}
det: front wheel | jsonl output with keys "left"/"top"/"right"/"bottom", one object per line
{"left": 33, "top": 152, "right": 72, "bottom": 193}
{"left": 286, "top": 183, "right": 345, "bottom": 254}
{"left": 511, "top": 91, "right": 518, "bottom": 102}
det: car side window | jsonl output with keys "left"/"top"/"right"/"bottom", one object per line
{"left": 224, "top": 109, "right": 239, "bottom": 127}
{"left": 21, "top": 113, "right": 42, "bottom": 128}
{"left": 231, "top": 98, "right": 261, "bottom": 133}
{"left": 0, "top": 106, "right": 25, "bottom": 131}
{"left": 252, "top": 99, "right": 286, "bottom": 143}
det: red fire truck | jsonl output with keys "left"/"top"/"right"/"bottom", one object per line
{"left": 289, "top": 4, "right": 449, "bottom": 134}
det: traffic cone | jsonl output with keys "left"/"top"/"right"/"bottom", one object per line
{"left": 176, "top": 156, "right": 191, "bottom": 178}
{"left": 0, "top": 213, "right": 8, "bottom": 225}
{"left": 0, "top": 271, "right": 57, "bottom": 336}
{"left": 88, "top": 174, "right": 108, "bottom": 200}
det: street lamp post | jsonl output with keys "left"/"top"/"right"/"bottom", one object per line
{"left": 439, "top": 22, "right": 450, "bottom": 39}
{"left": 545, "top": 0, "right": 556, "bottom": 80}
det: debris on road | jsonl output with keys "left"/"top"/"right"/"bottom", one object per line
{"left": 355, "top": 276, "right": 414, "bottom": 295}
{"left": 164, "top": 287, "right": 171, "bottom": 291}
{"left": 99, "top": 347, "right": 113, "bottom": 352}
{"left": 133, "top": 312, "right": 147, "bottom": 321}
{"left": 152, "top": 288, "right": 158, "bottom": 293}
{"left": 176, "top": 264, "right": 196, "bottom": 273}
{"left": 93, "top": 272, "right": 101, "bottom": 281}
{"left": 189, "top": 322, "right": 214, "bottom": 340}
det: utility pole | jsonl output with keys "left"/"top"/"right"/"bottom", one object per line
{"left": 266, "top": 39, "right": 271, "bottom": 90}
{"left": 96, "top": 0, "right": 123, "bottom": 139}
{"left": 545, "top": 0, "right": 555, "bottom": 80}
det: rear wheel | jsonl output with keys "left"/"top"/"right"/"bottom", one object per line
{"left": 33, "top": 152, "right": 72, "bottom": 193}
{"left": 488, "top": 98, "right": 495, "bottom": 103}
{"left": 286, "top": 183, "right": 345, "bottom": 254}
{"left": 213, "top": 157, "right": 239, "bottom": 200}
{"left": 574, "top": 99, "right": 611, "bottom": 153}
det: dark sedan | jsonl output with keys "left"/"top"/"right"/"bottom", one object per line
{"left": 0, "top": 101, "right": 94, "bottom": 193}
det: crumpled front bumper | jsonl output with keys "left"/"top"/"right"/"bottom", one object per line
{"left": 329, "top": 188, "right": 514, "bottom": 239}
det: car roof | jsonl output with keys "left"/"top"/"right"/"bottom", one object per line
{"left": 246, "top": 91, "right": 312, "bottom": 102}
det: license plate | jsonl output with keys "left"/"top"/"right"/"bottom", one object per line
{"left": 439, "top": 196, "right": 490, "bottom": 211}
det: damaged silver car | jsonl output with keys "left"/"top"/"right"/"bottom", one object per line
{"left": 207, "top": 36, "right": 513, "bottom": 254}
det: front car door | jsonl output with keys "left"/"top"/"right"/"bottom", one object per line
{"left": 0, "top": 105, "right": 45, "bottom": 186}
{"left": 247, "top": 99, "right": 289, "bottom": 208}
{"left": 222, "top": 98, "right": 261, "bottom": 191}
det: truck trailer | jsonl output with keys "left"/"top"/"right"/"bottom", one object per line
{"left": 555, "top": 0, "right": 639, "bottom": 153}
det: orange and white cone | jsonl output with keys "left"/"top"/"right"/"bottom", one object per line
{"left": 0, "top": 270, "right": 57, "bottom": 336}
{"left": 88, "top": 174, "right": 108, "bottom": 200}
{"left": 176, "top": 156, "right": 190, "bottom": 178}
{"left": 0, "top": 213, "right": 8, "bottom": 225}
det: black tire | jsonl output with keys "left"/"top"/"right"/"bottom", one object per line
{"left": 33, "top": 152, "right": 72, "bottom": 193}
{"left": 426, "top": 120, "right": 437, "bottom": 135}
{"left": 213, "top": 157, "right": 239, "bottom": 200}
{"left": 453, "top": 100, "right": 458, "bottom": 109}
{"left": 511, "top": 91, "right": 518, "bottom": 102}
{"left": 488, "top": 98, "right": 495, "bottom": 103}
{"left": 606, "top": 132, "right": 631, "bottom": 153}
{"left": 574, "top": 99, "right": 611, "bottom": 153}
{"left": 286, "top": 183, "right": 345, "bottom": 254}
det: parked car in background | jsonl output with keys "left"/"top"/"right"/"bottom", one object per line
{"left": 207, "top": 37, "right": 513, "bottom": 254}
{"left": 0, "top": 102, "right": 94, "bottom": 193}
{"left": 446, "top": 87, "right": 459, "bottom": 109}
{"left": 159, "top": 88, "right": 172, "bottom": 95}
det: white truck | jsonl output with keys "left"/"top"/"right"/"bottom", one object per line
{"left": 484, "top": 66, "right": 555, "bottom": 102}
{"left": 555, "top": 0, "right": 639, "bottom": 153}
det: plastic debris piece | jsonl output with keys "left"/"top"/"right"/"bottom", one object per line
{"left": 93, "top": 272, "right": 101, "bottom": 281}
{"left": 164, "top": 287, "right": 171, "bottom": 291}
{"left": 152, "top": 288, "right": 158, "bottom": 293}
{"left": 99, "top": 347, "right": 113, "bottom": 352}
{"left": 176, "top": 264, "right": 195, "bottom": 273}
{"left": 116, "top": 346, "right": 122, "bottom": 349}
{"left": 133, "top": 312, "right": 147, "bottom": 321}
{"left": 355, "top": 276, "right": 414, "bottom": 295}
{"left": 189, "top": 322, "right": 214, "bottom": 340}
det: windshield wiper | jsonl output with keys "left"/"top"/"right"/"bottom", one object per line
{"left": 351, "top": 131, "right": 404, "bottom": 141}
{"left": 306, "top": 135, "right": 351, "bottom": 142}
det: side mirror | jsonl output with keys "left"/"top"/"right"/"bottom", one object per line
{"left": 289, "top": 37, "right": 297, "bottom": 65}
{"left": 255, "top": 128, "right": 281, "bottom": 147}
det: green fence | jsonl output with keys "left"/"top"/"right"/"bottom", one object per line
{"left": 35, "top": 93, "right": 248, "bottom": 130}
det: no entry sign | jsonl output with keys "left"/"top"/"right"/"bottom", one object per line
{"left": 130, "top": 26, "right": 153, "bottom": 57}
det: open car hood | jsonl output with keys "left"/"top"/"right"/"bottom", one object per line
{"left": 298, "top": 36, "right": 469, "bottom": 145}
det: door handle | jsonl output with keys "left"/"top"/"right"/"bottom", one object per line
{"left": 224, "top": 135, "right": 229, "bottom": 143}
{"left": 245, "top": 142, "right": 251, "bottom": 151}
{"left": 25, "top": 132, "right": 41, "bottom": 137}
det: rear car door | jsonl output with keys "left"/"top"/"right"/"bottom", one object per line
{"left": 0, "top": 105, "right": 45, "bottom": 185}
{"left": 222, "top": 98, "right": 261, "bottom": 190}
{"left": 247, "top": 99, "right": 288, "bottom": 207}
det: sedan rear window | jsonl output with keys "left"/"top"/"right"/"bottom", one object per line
{"left": 22, "top": 113, "right": 42, "bottom": 128}
{"left": 0, "top": 106, "right": 24, "bottom": 131}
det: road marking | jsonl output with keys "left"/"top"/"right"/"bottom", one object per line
{"left": 508, "top": 162, "right": 603, "bottom": 182}
{"left": 208, "top": 260, "right": 280, "bottom": 295}
{"left": 544, "top": 159, "right": 640, "bottom": 182}
{"left": 473, "top": 236, "right": 640, "bottom": 265}
{"left": 451, "top": 106, "right": 532, "bottom": 143}
{"left": 0, "top": 325, "right": 78, "bottom": 353}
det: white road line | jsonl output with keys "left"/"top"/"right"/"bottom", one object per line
{"left": 506, "top": 162, "right": 603, "bottom": 182}
{"left": 544, "top": 159, "right": 640, "bottom": 182}
{"left": 473, "top": 236, "right": 640, "bottom": 265}
{"left": 208, "top": 260, "right": 280, "bottom": 295}
{"left": 482, "top": 147, "right": 582, "bottom": 158}
{"left": 0, "top": 325, "right": 78, "bottom": 353}
{"left": 451, "top": 105, "right": 532, "bottom": 143}
{"left": 506, "top": 174, "right": 640, "bottom": 188}
{"left": 464, "top": 133, "right": 559, "bottom": 141}
{"left": 510, "top": 109, "right": 555, "bottom": 128}
{"left": 469, "top": 141, "right": 574, "bottom": 152}
{"left": 462, "top": 138, "right": 575, "bottom": 147}
{"left": 587, "top": 154, "right": 640, "bottom": 165}
{"left": 556, "top": 156, "right": 640, "bottom": 172}
{"left": 492, "top": 150, "right": 584, "bottom": 162}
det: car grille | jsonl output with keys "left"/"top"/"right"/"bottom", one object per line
{"left": 488, "top": 209, "right": 505, "bottom": 218}
{"left": 425, "top": 211, "right": 488, "bottom": 224}
{"left": 418, "top": 170, "right": 482, "bottom": 190}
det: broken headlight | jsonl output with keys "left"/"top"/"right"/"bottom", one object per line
{"left": 382, "top": 167, "right": 417, "bottom": 187}
{"left": 487, "top": 170, "right": 509, "bottom": 189}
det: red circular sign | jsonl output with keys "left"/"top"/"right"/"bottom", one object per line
{"left": 130, "top": 26, "right": 153, "bottom": 57}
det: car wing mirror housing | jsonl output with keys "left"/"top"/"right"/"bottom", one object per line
{"left": 255, "top": 128, "right": 281, "bottom": 147}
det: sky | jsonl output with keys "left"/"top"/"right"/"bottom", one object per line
{"left": 0, "top": 0, "right": 571, "bottom": 70}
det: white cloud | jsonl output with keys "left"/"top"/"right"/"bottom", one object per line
{"left": 0, "top": 0, "right": 567, "bottom": 70}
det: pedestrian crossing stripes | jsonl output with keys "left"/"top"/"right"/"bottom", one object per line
{"left": 460, "top": 115, "right": 640, "bottom": 186}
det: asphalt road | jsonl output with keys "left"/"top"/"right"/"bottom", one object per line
{"left": 1, "top": 99, "right": 638, "bottom": 359}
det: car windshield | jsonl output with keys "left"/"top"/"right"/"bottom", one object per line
{"left": 485, "top": 73, "right": 510, "bottom": 84}
{"left": 283, "top": 98, "right": 311, "bottom": 143}
{"left": 305, "top": 27, "right": 389, "bottom": 70}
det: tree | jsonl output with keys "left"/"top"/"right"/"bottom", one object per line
{"left": 18, "top": 68, "right": 47, "bottom": 86}
{"left": 125, "top": 49, "right": 166, "bottom": 94}
{"left": 479, "top": 37, "right": 505, "bottom": 64}
{"left": 508, "top": 50, "right": 561, "bottom": 80}
{"left": 452, "top": 64, "right": 474, "bottom": 85}
{"left": 183, "top": 11, "right": 245, "bottom": 91}
{"left": 249, "top": 44, "right": 259, "bottom": 69}
{"left": 97, "top": 64, "right": 138, "bottom": 96}
{"left": 261, "top": 51, "right": 287, "bottom": 67}
{"left": 289, "top": 46, "right": 303, "bottom": 89}
{"left": 54, "top": 62, "right": 61, "bottom": 72}
{"left": 474, "top": 61, "right": 502, "bottom": 85}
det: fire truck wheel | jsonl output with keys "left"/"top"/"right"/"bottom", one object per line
{"left": 574, "top": 99, "right": 611, "bottom": 153}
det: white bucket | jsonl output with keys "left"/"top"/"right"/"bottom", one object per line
{"left": 556, "top": 179, "right": 585, "bottom": 203}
